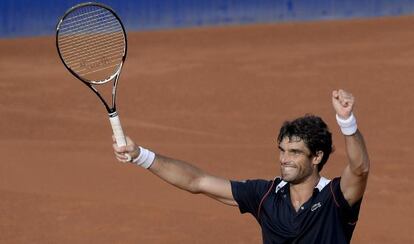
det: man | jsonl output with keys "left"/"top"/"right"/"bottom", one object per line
{"left": 113, "top": 89, "right": 370, "bottom": 243}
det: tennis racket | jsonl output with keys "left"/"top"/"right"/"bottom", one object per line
{"left": 56, "top": 2, "right": 130, "bottom": 156}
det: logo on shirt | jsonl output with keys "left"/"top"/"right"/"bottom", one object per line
{"left": 311, "top": 202, "right": 322, "bottom": 212}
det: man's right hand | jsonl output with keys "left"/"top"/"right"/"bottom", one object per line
{"left": 112, "top": 136, "right": 140, "bottom": 163}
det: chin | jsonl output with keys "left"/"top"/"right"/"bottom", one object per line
{"left": 281, "top": 169, "right": 298, "bottom": 182}
{"left": 281, "top": 174, "right": 295, "bottom": 182}
{"left": 281, "top": 170, "right": 306, "bottom": 183}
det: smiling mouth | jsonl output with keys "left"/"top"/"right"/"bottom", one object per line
{"left": 281, "top": 164, "right": 298, "bottom": 173}
{"left": 281, "top": 164, "right": 296, "bottom": 169}
{"left": 281, "top": 165, "right": 296, "bottom": 173}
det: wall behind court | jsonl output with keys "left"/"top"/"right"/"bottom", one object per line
{"left": 1, "top": 0, "right": 414, "bottom": 38}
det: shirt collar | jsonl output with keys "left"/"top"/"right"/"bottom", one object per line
{"left": 275, "top": 177, "right": 331, "bottom": 193}
{"left": 315, "top": 177, "right": 331, "bottom": 191}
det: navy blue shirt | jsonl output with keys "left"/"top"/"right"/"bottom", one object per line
{"left": 231, "top": 177, "right": 362, "bottom": 244}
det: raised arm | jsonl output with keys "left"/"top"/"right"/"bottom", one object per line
{"left": 113, "top": 137, "right": 237, "bottom": 206}
{"left": 332, "top": 89, "right": 370, "bottom": 206}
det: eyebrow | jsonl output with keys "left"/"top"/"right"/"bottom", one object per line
{"left": 290, "top": 148, "right": 306, "bottom": 154}
{"left": 278, "top": 146, "right": 306, "bottom": 154}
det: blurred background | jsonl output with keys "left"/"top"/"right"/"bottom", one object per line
{"left": 1, "top": 1, "right": 414, "bottom": 244}
{"left": 2, "top": 0, "right": 414, "bottom": 38}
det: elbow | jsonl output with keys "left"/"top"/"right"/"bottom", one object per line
{"left": 187, "top": 175, "right": 212, "bottom": 195}
{"left": 186, "top": 176, "right": 203, "bottom": 194}
{"left": 186, "top": 187, "right": 201, "bottom": 195}
{"left": 351, "top": 159, "right": 370, "bottom": 177}
{"left": 358, "top": 167, "right": 370, "bottom": 178}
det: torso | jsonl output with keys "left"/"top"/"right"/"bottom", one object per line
{"left": 231, "top": 177, "right": 363, "bottom": 244}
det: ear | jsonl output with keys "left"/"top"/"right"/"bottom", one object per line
{"left": 312, "top": 151, "right": 324, "bottom": 166}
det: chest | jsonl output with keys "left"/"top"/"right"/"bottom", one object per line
{"left": 259, "top": 188, "right": 335, "bottom": 236}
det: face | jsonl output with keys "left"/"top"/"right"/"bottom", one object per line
{"left": 278, "top": 136, "right": 320, "bottom": 184}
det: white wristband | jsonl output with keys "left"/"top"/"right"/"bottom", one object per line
{"left": 133, "top": 146, "right": 156, "bottom": 169}
{"left": 336, "top": 113, "right": 357, "bottom": 136}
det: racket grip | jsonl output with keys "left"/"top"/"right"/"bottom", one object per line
{"left": 109, "top": 113, "right": 127, "bottom": 147}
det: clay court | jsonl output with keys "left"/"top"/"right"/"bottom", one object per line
{"left": 1, "top": 15, "right": 413, "bottom": 243}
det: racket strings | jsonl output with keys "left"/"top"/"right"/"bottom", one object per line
{"left": 59, "top": 8, "right": 104, "bottom": 25}
{"left": 63, "top": 43, "right": 124, "bottom": 68}
{"left": 57, "top": 6, "right": 125, "bottom": 82}
{"left": 60, "top": 37, "right": 124, "bottom": 63}
{"left": 72, "top": 54, "right": 122, "bottom": 75}
{"left": 59, "top": 9, "right": 113, "bottom": 32}
{"left": 59, "top": 19, "right": 120, "bottom": 40}
{"left": 80, "top": 63, "right": 120, "bottom": 77}
{"left": 59, "top": 34, "right": 123, "bottom": 63}
{"left": 58, "top": 26, "right": 120, "bottom": 50}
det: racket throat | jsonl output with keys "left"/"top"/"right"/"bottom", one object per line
{"left": 108, "top": 110, "right": 119, "bottom": 118}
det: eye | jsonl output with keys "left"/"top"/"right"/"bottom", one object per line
{"left": 289, "top": 150, "right": 304, "bottom": 157}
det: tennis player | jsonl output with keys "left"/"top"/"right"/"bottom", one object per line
{"left": 113, "top": 89, "right": 369, "bottom": 244}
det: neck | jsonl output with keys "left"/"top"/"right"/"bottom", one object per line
{"left": 289, "top": 173, "right": 321, "bottom": 211}
{"left": 290, "top": 173, "right": 321, "bottom": 191}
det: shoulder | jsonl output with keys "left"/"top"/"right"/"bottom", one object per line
{"left": 231, "top": 177, "right": 280, "bottom": 199}
{"left": 231, "top": 178, "right": 274, "bottom": 191}
{"left": 328, "top": 177, "right": 363, "bottom": 224}
{"left": 230, "top": 177, "right": 281, "bottom": 215}
{"left": 329, "top": 177, "right": 363, "bottom": 209}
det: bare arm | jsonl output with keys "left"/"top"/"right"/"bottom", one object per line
{"left": 150, "top": 154, "right": 237, "bottom": 205}
{"left": 113, "top": 138, "right": 237, "bottom": 206}
{"left": 341, "top": 130, "right": 370, "bottom": 206}
{"left": 332, "top": 90, "right": 370, "bottom": 206}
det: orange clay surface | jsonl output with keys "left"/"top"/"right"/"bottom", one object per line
{"left": 1, "top": 16, "right": 413, "bottom": 243}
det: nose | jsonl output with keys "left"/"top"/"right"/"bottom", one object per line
{"left": 279, "top": 151, "right": 289, "bottom": 164}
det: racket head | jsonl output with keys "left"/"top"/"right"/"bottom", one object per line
{"left": 56, "top": 2, "right": 127, "bottom": 85}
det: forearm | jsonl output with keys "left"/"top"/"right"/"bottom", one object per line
{"left": 113, "top": 138, "right": 235, "bottom": 204}
{"left": 344, "top": 130, "right": 370, "bottom": 176}
{"left": 148, "top": 154, "right": 236, "bottom": 205}
{"left": 148, "top": 154, "right": 206, "bottom": 194}
{"left": 335, "top": 112, "right": 370, "bottom": 176}
{"left": 332, "top": 89, "right": 370, "bottom": 204}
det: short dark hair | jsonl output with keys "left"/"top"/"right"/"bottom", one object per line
{"left": 277, "top": 114, "right": 333, "bottom": 171}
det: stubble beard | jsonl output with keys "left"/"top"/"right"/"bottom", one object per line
{"left": 280, "top": 164, "right": 314, "bottom": 184}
